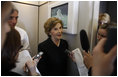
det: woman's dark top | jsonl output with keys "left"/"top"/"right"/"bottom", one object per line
{"left": 37, "top": 38, "right": 68, "bottom": 76}
{"left": 1, "top": 71, "right": 21, "bottom": 76}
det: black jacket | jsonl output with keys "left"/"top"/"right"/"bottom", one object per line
{"left": 37, "top": 38, "right": 68, "bottom": 76}
{"left": 1, "top": 71, "right": 21, "bottom": 76}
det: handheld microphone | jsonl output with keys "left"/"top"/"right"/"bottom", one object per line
{"left": 80, "top": 29, "right": 90, "bottom": 52}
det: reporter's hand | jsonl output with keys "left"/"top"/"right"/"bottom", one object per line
{"left": 83, "top": 51, "right": 93, "bottom": 69}
{"left": 92, "top": 38, "right": 117, "bottom": 76}
{"left": 69, "top": 51, "right": 76, "bottom": 62}
{"left": 24, "top": 57, "right": 40, "bottom": 76}
{"left": 32, "top": 56, "right": 41, "bottom": 65}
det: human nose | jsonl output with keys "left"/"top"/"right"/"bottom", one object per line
{"left": 97, "top": 34, "right": 102, "bottom": 41}
{"left": 12, "top": 18, "right": 17, "bottom": 23}
{"left": 58, "top": 29, "right": 62, "bottom": 33}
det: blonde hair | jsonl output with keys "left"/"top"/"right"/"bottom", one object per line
{"left": 44, "top": 17, "right": 63, "bottom": 37}
{"left": 99, "top": 13, "right": 110, "bottom": 26}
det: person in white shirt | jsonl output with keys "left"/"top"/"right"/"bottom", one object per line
{"left": 8, "top": 8, "right": 40, "bottom": 75}
{"left": 8, "top": 8, "right": 30, "bottom": 51}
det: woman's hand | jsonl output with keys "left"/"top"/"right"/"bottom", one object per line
{"left": 68, "top": 51, "right": 76, "bottom": 62}
{"left": 24, "top": 57, "right": 41, "bottom": 76}
{"left": 83, "top": 51, "right": 93, "bottom": 69}
{"left": 92, "top": 38, "right": 117, "bottom": 76}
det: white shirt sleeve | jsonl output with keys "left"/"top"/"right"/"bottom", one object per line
{"left": 22, "top": 30, "right": 30, "bottom": 50}
{"left": 15, "top": 26, "right": 30, "bottom": 50}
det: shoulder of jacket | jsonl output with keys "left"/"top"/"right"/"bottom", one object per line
{"left": 38, "top": 39, "right": 49, "bottom": 47}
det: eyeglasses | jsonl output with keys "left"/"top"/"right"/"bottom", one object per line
{"left": 99, "top": 20, "right": 108, "bottom": 26}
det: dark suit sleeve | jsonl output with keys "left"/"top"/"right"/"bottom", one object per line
{"left": 65, "top": 40, "right": 69, "bottom": 49}
{"left": 38, "top": 44, "right": 42, "bottom": 52}
{"left": 37, "top": 44, "right": 49, "bottom": 76}
{"left": 63, "top": 40, "right": 69, "bottom": 50}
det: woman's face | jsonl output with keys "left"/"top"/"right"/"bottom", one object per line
{"left": 97, "top": 28, "right": 107, "bottom": 41}
{"left": 49, "top": 23, "right": 63, "bottom": 41}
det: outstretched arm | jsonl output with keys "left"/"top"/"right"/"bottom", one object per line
{"left": 92, "top": 38, "right": 117, "bottom": 76}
